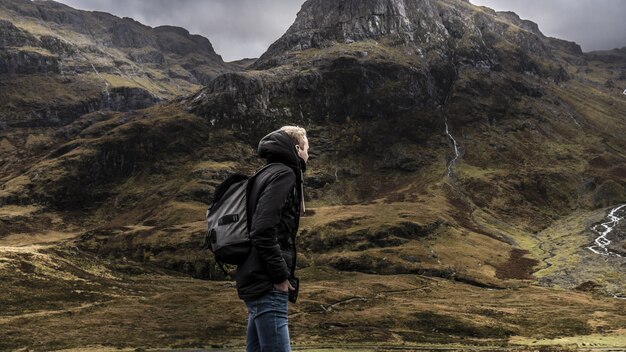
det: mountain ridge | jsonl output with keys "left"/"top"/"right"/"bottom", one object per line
{"left": 0, "top": 0, "right": 235, "bottom": 88}
{"left": 252, "top": 0, "right": 583, "bottom": 70}
{"left": 0, "top": 0, "right": 241, "bottom": 181}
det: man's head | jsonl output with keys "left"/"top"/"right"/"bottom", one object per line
{"left": 279, "top": 125, "right": 309, "bottom": 164}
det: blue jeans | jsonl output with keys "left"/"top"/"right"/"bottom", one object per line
{"left": 244, "top": 288, "right": 291, "bottom": 352}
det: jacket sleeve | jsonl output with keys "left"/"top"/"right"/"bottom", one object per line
{"left": 249, "top": 168, "right": 296, "bottom": 283}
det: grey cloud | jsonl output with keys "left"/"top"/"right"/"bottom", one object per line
{"left": 56, "top": 0, "right": 626, "bottom": 60}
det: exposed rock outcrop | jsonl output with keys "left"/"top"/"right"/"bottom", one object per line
{"left": 252, "top": 0, "right": 572, "bottom": 70}
{"left": 0, "top": 19, "right": 37, "bottom": 46}
{"left": 0, "top": 49, "right": 60, "bottom": 74}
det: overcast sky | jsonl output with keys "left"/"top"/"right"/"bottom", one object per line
{"left": 54, "top": 0, "right": 626, "bottom": 62}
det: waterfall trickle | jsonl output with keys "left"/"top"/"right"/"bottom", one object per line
{"left": 587, "top": 204, "right": 626, "bottom": 258}
{"left": 90, "top": 63, "right": 111, "bottom": 108}
{"left": 444, "top": 116, "right": 460, "bottom": 178}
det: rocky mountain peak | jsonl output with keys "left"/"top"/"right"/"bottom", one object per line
{"left": 253, "top": 0, "right": 437, "bottom": 67}
{"left": 153, "top": 25, "right": 221, "bottom": 58}
{"left": 252, "top": 0, "right": 570, "bottom": 69}
{"left": 495, "top": 11, "right": 542, "bottom": 37}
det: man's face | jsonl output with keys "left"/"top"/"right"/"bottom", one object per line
{"left": 296, "top": 137, "right": 309, "bottom": 164}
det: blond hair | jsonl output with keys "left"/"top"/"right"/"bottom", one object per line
{"left": 279, "top": 125, "right": 307, "bottom": 147}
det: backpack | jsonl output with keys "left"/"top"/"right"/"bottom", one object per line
{"left": 203, "top": 163, "right": 281, "bottom": 266}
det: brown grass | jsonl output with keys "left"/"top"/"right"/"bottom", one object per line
{"left": 495, "top": 248, "right": 539, "bottom": 280}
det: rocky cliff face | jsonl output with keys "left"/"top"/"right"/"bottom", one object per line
{"left": 188, "top": 0, "right": 579, "bottom": 141}
{"left": 253, "top": 0, "right": 450, "bottom": 69}
{"left": 253, "top": 0, "right": 580, "bottom": 69}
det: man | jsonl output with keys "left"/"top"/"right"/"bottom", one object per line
{"left": 236, "top": 125, "right": 309, "bottom": 352}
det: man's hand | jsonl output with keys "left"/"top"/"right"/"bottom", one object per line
{"left": 274, "top": 279, "right": 295, "bottom": 292}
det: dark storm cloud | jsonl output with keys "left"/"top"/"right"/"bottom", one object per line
{"left": 55, "top": 0, "right": 625, "bottom": 60}
{"left": 471, "top": 0, "right": 626, "bottom": 52}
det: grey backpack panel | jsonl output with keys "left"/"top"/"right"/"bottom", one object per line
{"left": 205, "top": 162, "right": 285, "bottom": 264}
{"left": 206, "top": 177, "right": 249, "bottom": 253}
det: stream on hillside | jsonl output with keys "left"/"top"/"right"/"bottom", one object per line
{"left": 444, "top": 117, "right": 460, "bottom": 178}
{"left": 586, "top": 203, "right": 626, "bottom": 300}
{"left": 587, "top": 204, "right": 626, "bottom": 258}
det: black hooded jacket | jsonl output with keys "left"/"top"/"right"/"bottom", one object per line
{"left": 235, "top": 129, "right": 305, "bottom": 301}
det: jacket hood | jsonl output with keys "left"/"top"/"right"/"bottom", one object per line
{"left": 258, "top": 129, "right": 304, "bottom": 177}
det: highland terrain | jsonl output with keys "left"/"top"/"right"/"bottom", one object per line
{"left": 1, "top": 0, "right": 626, "bottom": 350}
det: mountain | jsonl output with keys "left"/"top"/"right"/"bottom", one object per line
{"left": 0, "top": 0, "right": 237, "bottom": 127}
{"left": 253, "top": 0, "right": 580, "bottom": 69}
{"left": 1, "top": 0, "right": 626, "bottom": 349}
{"left": 0, "top": 0, "right": 241, "bottom": 218}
